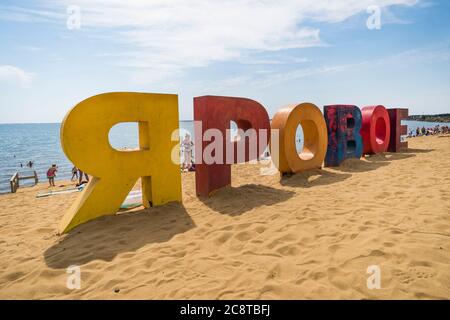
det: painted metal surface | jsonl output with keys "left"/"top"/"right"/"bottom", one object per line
{"left": 361, "top": 105, "right": 391, "bottom": 154}
{"left": 324, "top": 105, "right": 363, "bottom": 167}
{"left": 388, "top": 108, "right": 409, "bottom": 152}
{"left": 194, "top": 95, "right": 270, "bottom": 197}
{"left": 58, "top": 92, "right": 182, "bottom": 234}
{"left": 271, "top": 102, "right": 328, "bottom": 174}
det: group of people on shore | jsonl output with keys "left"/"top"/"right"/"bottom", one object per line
{"left": 409, "top": 124, "right": 449, "bottom": 137}
{"left": 71, "top": 166, "right": 90, "bottom": 186}
{"left": 45, "top": 165, "right": 89, "bottom": 187}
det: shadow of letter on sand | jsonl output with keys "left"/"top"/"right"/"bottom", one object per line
{"left": 200, "top": 184, "right": 295, "bottom": 216}
{"left": 44, "top": 202, "right": 194, "bottom": 269}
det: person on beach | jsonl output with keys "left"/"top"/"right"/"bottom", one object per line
{"left": 77, "top": 169, "right": 89, "bottom": 186}
{"left": 181, "top": 133, "right": 194, "bottom": 172}
{"left": 27, "top": 160, "right": 33, "bottom": 168}
{"left": 435, "top": 125, "right": 440, "bottom": 134}
{"left": 71, "top": 166, "right": 78, "bottom": 181}
{"left": 47, "top": 164, "right": 57, "bottom": 187}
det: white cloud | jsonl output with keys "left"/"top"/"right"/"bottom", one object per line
{"left": 0, "top": 0, "right": 419, "bottom": 82}
{"left": 21, "top": 45, "right": 43, "bottom": 52}
{"left": 251, "top": 64, "right": 357, "bottom": 88}
{"left": 0, "top": 5, "right": 64, "bottom": 23}
{"left": 0, "top": 65, "right": 34, "bottom": 87}
{"left": 209, "top": 42, "right": 450, "bottom": 89}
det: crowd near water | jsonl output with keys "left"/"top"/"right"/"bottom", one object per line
{"left": 408, "top": 124, "right": 449, "bottom": 137}
{"left": 0, "top": 120, "right": 449, "bottom": 194}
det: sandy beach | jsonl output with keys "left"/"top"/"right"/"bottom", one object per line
{"left": 0, "top": 135, "right": 449, "bottom": 299}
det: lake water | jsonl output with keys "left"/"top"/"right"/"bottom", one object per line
{"left": 0, "top": 120, "right": 447, "bottom": 193}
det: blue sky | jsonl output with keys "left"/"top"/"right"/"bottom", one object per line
{"left": 0, "top": 0, "right": 449, "bottom": 123}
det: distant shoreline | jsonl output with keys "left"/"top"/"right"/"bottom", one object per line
{"left": 1, "top": 117, "right": 449, "bottom": 126}
{"left": 407, "top": 114, "right": 450, "bottom": 123}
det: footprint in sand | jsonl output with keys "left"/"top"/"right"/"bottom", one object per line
{"left": 4, "top": 271, "right": 26, "bottom": 282}
{"left": 393, "top": 270, "right": 415, "bottom": 284}
{"left": 235, "top": 231, "right": 253, "bottom": 242}
{"left": 213, "top": 232, "right": 233, "bottom": 246}
{"left": 389, "top": 228, "right": 404, "bottom": 235}
{"left": 383, "top": 242, "right": 396, "bottom": 248}
{"left": 276, "top": 245, "right": 299, "bottom": 256}
{"left": 413, "top": 269, "right": 434, "bottom": 279}
{"left": 328, "top": 244, "right": 341, "bottom": 253}
{"left": 375, "top": 192, "right": 390, "bottom": 200}
{"left": 266, "top": 264, "right": 281, "bottom": 280}
{"left": 408, "top": 261, "right": 435, "bottom": 279}
{"left": 254, "top": 226, "right": 266, "bottom": 234}
{"left": 393, "top": 264, "right": 435, "bottom": 285}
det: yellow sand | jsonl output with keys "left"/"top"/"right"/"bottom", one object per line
{"left": 0, "top": 135, "right": 449, "bottom": 299}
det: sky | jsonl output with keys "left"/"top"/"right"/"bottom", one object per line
{"left": 0, "top": 0, "right": 449, "bottom": 123}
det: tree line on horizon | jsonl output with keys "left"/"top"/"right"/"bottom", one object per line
{"left": 407, "top": 113, "right": 450, "bottom": 123}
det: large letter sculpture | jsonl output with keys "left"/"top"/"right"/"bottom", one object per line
{"left": 194, "top": 95, "right": 270, "bottom": 197}
{"left": 323, "top": 105, "right": 363, "bottom": 167}
{"left": 387, "top": 108, "right": 408, "bottom": 152}
{"left": 59, "top": 92, "right": 182, "bottom": 234}
{"left": 361, "top": 105, "right": 391, "bottom": 154}
{"left": 271, "top": 103, "right": 328, "bottom": 174}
